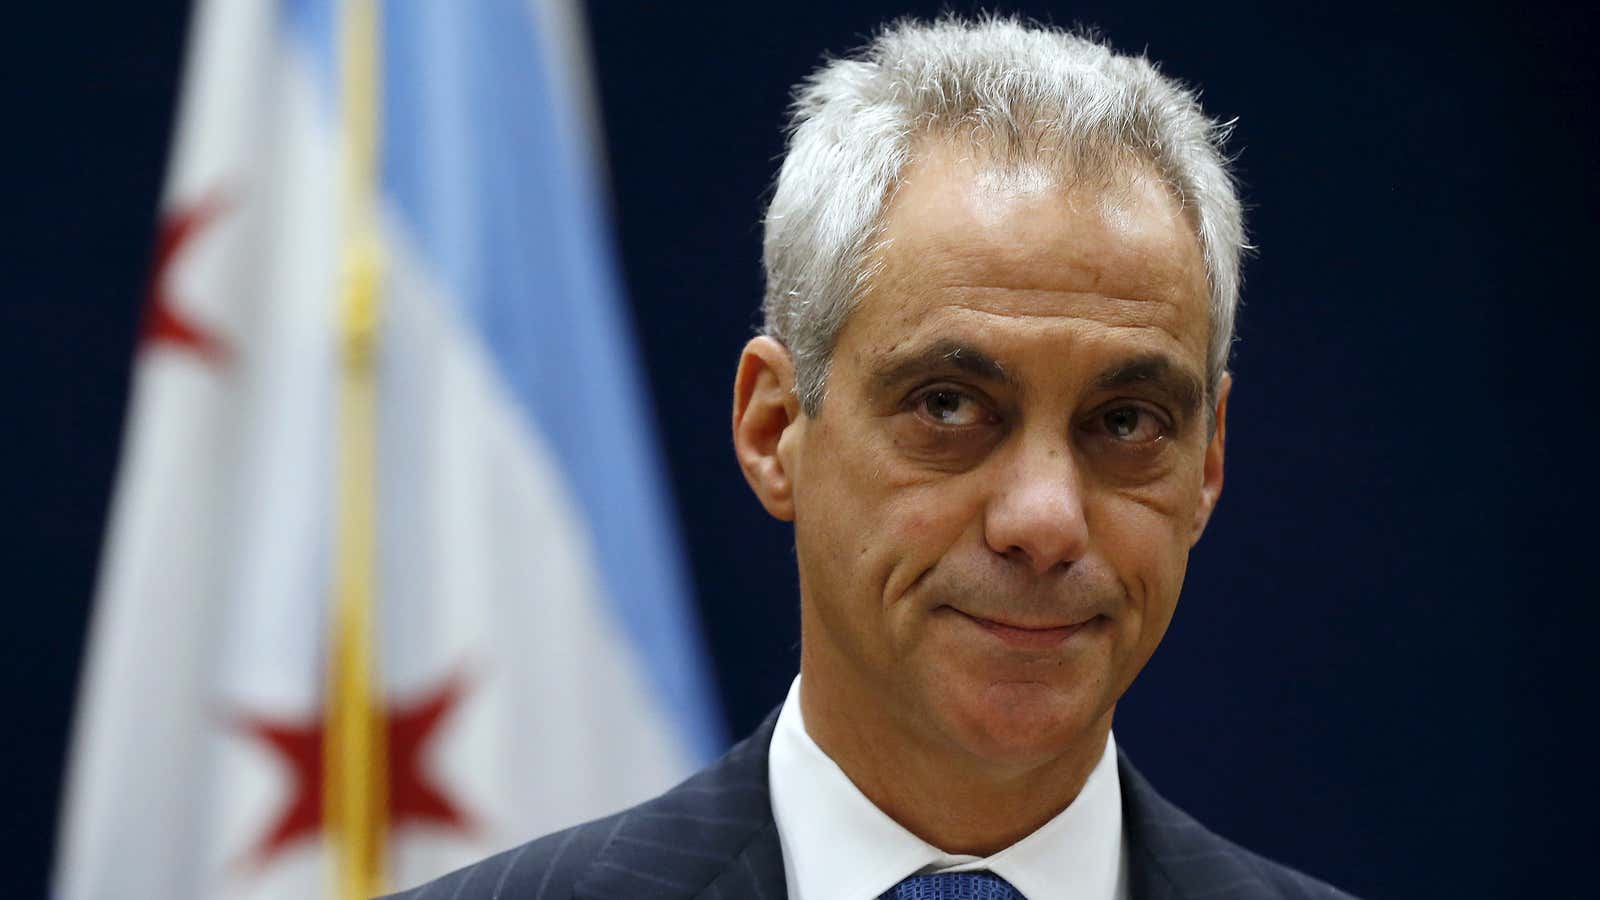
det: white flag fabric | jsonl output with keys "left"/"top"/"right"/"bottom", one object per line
{"left": 53, "top": 1, "right": 724, "bottom": 897}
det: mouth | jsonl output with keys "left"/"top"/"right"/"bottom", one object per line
{"left": 951, "top": 608, "right": 1098, "bottom": 650}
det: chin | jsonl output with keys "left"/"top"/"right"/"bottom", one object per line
{"left": 934, "top": 676, "right": 1108, "bottom": 769}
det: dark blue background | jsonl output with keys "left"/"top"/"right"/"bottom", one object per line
{"left": 3, "top": 2, "right": 1592, "bottom": 897}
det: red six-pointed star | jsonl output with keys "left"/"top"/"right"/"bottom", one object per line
{"left": 236, "top": 673, "right": 474, "bottom": 868}
{"left": 142, "top": 194, "right": 231, "bottom": 361}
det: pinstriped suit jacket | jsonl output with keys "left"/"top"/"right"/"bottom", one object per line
{"left": 383, "top": 710, "right": 1358, "bottom": 900}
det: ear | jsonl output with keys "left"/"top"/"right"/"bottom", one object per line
{"left": 732, "top": 336, "right": 804, "bottom": 522}
{"left": 1190, "top": 372, "right": 1231, "bottom": 544}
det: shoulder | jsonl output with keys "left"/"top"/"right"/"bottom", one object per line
{"left": 1133, "top": 815, "right": 1362, "bottom": 900}
{"left": 380, "top": 812, "right": 626, "bottom": 900}
{"left": 1118, "top": 750, "right": 1362, "bottom": 900}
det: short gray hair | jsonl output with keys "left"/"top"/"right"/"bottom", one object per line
{"left": 761, "top": 16, "right": 1246, "bottom": 415}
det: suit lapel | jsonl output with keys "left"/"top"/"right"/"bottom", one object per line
{"left": 692, "top": 819, "right": 786, "bottom": 900}
{"left": 574, "top": 710, "right": 788, "bottom": 900}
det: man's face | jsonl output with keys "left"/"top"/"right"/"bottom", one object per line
{"left": 779, "top": 147, "right": 1227, "bottom": 768}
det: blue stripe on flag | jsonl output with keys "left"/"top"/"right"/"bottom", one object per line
{"left": 280, "top": 0, "right": 336, "bottom": 91}
{"left": 278, "top": 1, "right": 726, "bottom": 763}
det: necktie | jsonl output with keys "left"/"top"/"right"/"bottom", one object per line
{"left": 880, "top": 872, "right": 1025, "bottom": 899}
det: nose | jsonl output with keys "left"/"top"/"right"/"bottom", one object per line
{"left": 983, "top": 439, "right": 1089, "bottom": 574}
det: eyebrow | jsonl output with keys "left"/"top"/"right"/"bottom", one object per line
{"left": 1094, "top": 354, "right": 1207, "bottom": 417}
{"left": 868, "top": 341, "right": 1207, "bottom": 415}
{"left": 868, "top": 339, "right": 1019, "bottom": 391}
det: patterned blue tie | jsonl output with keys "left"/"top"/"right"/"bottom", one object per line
{"left": 880, "top": 872, "right": 1025, "bottom": 899}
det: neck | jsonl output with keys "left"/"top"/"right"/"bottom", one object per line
{"left": 798, "top": 645, "right": 1113, "bottom": 856}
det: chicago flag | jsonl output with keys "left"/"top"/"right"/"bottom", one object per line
{"left": 53, "top": 1, "right": 724, "bottom": 898}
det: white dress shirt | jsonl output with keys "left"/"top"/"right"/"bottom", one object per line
{"left": 768, "top": 676, "right": 1129, "bottom": 900}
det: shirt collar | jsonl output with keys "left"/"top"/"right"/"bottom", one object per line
{"left": 768, "top": 676, "right": 1127, "bottom": 900}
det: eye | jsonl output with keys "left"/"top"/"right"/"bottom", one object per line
{"left": 916, "top": 388, "right": 989, "bottom": 427}
{"left": 1097, "top": 405, "right": 1167, "bottom": 443}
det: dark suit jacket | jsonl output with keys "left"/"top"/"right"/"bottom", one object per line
{"left": 384, "top": 711, "right": 1357, "bottom": 899}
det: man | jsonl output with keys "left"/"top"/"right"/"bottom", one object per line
{"left": 389, "top": 17, "right": 1356, "bottom": 900}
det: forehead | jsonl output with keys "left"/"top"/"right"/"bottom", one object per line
{"left": 851, "top": 146, "right": 1210, "bottom": 362}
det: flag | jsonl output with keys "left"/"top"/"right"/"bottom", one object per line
{"left": 53, "top": 1, "right": 724, "bottom": 897}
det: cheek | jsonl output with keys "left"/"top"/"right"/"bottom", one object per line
{"left": 792, "top": 426, "right": 903, "bottom": 596}
{"left": 1089, "top": 498, "right": 1189, "bottom": 697}
{"left": 1089, "top": 489, "right": 1194, "bottom": 619}
{"left": 796, "top": 411, "right": 986, "bottom": 607}
{"left": 880, "top": 482, "right": 984, "bottom": 568}
{"left": 885, "top": 498, "right": 939, "bottom": 543}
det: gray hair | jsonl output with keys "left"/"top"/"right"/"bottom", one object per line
{"left": 761, "top": 16, "right": 1246, "bottom": 415}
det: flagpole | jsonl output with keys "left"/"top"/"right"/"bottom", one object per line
{"left": 327, "top": 0, "right": 387, "bottom": 897}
